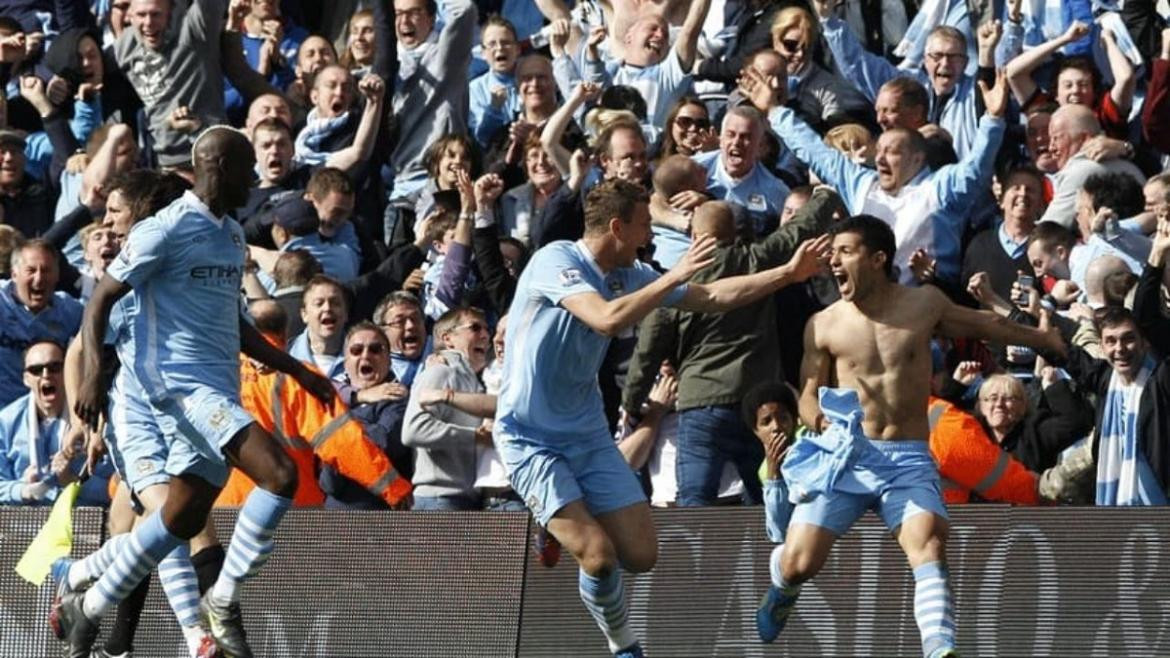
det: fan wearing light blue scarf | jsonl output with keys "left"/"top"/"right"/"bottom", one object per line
{"left": 1048, "top": 301, "right": 1170, "bottom": 507}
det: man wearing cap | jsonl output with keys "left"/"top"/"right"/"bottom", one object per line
{"left": 267, "top": 194, "right": 359, "bottom": 283}
{"left": 0, "top": 129, "right": 54, "bottom": 238}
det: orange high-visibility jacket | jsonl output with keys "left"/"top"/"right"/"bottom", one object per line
{"left": 215, "top": 366, "right": 412, "bottom": 508}
{"left": 927, "top": 397, "right": 1040, "bottom": 505}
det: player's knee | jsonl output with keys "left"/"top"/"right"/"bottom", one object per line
{"left": 908, "top": 535, "right": 947, "bottom": 566}
{"left": 261, "top": 451, "right": 299, "bottom": 498}
{"left": 781, "top": 543, "right": 826, "bottom": 584}
{"left": 576, "top": 533, "right": 619, "bottom": 577}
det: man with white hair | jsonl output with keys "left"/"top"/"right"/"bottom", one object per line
{"left": 693, "top": 105, "right": 790, "bottom": 237}
{"left": 1038, "top": 104, "right": 1146, "bottom": 230}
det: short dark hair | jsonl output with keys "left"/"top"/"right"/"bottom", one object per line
{"left": 106, "top": 169, "right": 189, "bottom": 224}
{"left": 302, "top": 274, "right": 348, "bottom": 309}
{"left": 481, "top": 14, "right": 518, "bottom": 41}
{"left": 22, "top": 338, "right": 66, "bottom": 364}
{"left": 881, "top": 77, "right": 929, "bottom": 116}
{"left": 584, "top": 179, "right": 649, "bottom": 235}
{"left": 1094, "top": 305, "right": 1137, "bottom": 334}
{"left": 1029, "top": 222, "right": 1076, "bottom": 252}
{"left": 600, "top": 85, "right": 647, "bottom": 122}
{"left": 1083, "top": 172, "right": 1144, "bottom": 220}
{"left": 741, "top": 381, "right": 799, "bottom": 430}
{"left": 830, "top": 214, "right": 898, "bottom": 278}
{"left": 272, "top": 249, "right": 322, "bottom": 288}
{"left": 1053, "top": 55, "right": 1101, "bottom": 97}
{"left": 306, "top": 166, "right": 354, "bottom": 199}
{"left": 345, "top": 320, "right": 390, "bottom": 350}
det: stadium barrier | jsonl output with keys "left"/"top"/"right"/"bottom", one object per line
{"left": 2, "top": 506, "right": 1167, "bottom": 657}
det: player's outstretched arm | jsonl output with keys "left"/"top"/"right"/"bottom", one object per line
{"left": 560, "top": 234, "right": 718, "bottom": 336}
{"left": 75, "top": 275, "right": 132, "bottom": 430}
{"left": 935, "top": 288, "right": 1067, "bottom": 357}
{"left": 679, "top": 235, "right": 831, "bottom": 313}
{"left": 798, "top": 313, "right": 832, "bottom": 432}
{"left": 238, "top": 317, "right": 336, "bottom": 404}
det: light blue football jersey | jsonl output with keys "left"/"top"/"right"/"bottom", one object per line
{"left": 497, "top": 240, "right": 686, "bottom": 440}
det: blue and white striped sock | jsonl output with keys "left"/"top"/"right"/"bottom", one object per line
{"left": 913, "top": 561, "right": 956, "bottom": 657}
{"left": 158, "top": 544, "right": 201, "bottom": 628}
{"left": 578, "top": 568, "right": 637, "bottom": 655}
{"left": 210, "top": 487, "right": 292, "bottom": 606}
{"left": 82, "top": 513, "right": 181, "bottom": 621}
{"left": 69, "top": 533, "right": 131, "bottom": 590}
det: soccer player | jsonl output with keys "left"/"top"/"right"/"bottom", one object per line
{"left": 494, "top": 178, "right": 829, "bottom": 657}
{"left": 53, "top": 170, "right": 222, "bottom": 658}
{"left": 60, "top": 127, "right": 334, "bottom": 658}
{"left": 756, "top": 215, "right": 1066, "bottom": 658}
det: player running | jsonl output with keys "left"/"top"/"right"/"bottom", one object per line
{"left": 494, "top": 179, "right": 828, "bottom": 657}
{"left": 58, "top": 128, "right": 333, "bottom": 658}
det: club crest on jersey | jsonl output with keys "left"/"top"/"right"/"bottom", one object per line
{"left": 134, "top": 458, "right": 157, "bottom": 476}
{"left": 559, "top": 268, "right": 583, "bottom": 287}
{"left": 207, "top": 408, "right": 228, "bottom": 431}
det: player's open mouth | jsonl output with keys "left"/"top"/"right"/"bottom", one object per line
{"left": 358, "top": 363, "right": 375, "bottom": 377}
{"left": 40, "top": 382, "right": 57, "bottom": 398}
{"left": 832, "top": 271, "right": 849, "bottom": 288}
{"left": 330, "top": 100, "right": 346, "bottom": 114}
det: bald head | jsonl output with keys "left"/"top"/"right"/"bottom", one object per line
{"left": 1084, "top": 255, "right": 1135, "bottom": 307}
{"left": 248, "top": 299, "right": 289, "bottom": 338}
{"left": 192, "top": 127, "right": 256, "bottom": 212}
{"left": 691, "top": 201, "right": 737, "bottom": 243}
{"left": 652, "top": 154, "right": 706, "bottom": 198}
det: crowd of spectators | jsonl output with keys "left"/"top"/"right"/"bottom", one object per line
{"left": 1, "top": 0, "right": 1169, "bottom": 514}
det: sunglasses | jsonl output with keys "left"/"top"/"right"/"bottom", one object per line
{"left": 779, "top": 39, "right": 806, "bottom": 54}
{"left": 674, "top": 116, "right": 710, "bottom": 131}
{"left": 25, "top": 362, "right": 64, "bottom": 376}
{"left": 457, "top": 322, "right": 489, "bottom": 334}
{"left": 347, "top": 342, "right": 387, "bottom": 356}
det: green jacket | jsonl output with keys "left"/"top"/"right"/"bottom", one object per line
{"left": 622, "top": 189, "right": 844, "bottom": 414}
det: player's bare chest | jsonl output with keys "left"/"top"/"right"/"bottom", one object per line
{"left": 826, "top": 311, "right": 931, "bottom": 370}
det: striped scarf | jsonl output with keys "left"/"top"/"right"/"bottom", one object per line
{"left": 293, "top": 108, "right": 352, "bottom": 167}
{"left": 1095, "top": 356, "right": 1167, "bottom": 506}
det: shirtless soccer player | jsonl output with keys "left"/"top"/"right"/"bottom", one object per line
{"left": 494, "top": 178, "right": 829, "bottom": 658}
{"left": 756, "top": 215, "right": 1066, "bottom": 657}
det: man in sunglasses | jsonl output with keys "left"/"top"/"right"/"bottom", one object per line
{"left": 0, "top": 340, "right": 110, "bottom": 506}
{"left": 403, "top": 306, "right": 493, "bottom": 510}
{"left": 809, "top": 0, "right": 1003, "bottom": 159}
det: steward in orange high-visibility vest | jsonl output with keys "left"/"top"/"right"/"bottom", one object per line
{"left": 216, "top": 357, "right": 412, "bottom": 508}
{"left": 927, "top": 396, "right": 1040, "bottom": 505}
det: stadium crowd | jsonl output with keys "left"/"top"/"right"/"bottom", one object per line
{"left": 0, "top": 0, "right": 1168, "bottom": 528}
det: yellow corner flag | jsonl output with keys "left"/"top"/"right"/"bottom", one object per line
{"left": 15, "top": 482, "right": 81, "bottom": 585}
